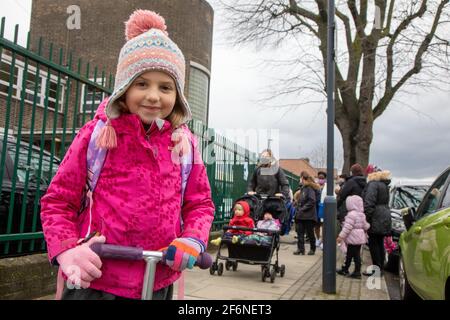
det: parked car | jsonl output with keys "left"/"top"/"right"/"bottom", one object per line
{"left": 0, "top": 134, "right": 60, "bottom": 257}
{"left": 399, "top": 167, "right": 450, "bottom": 300}
{"left": 385, "top": 184, "right": 429, "bottom": 272}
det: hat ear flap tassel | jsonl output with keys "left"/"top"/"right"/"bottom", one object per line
{"left": 96, "top": 119, "right": 117, "bottom": 149}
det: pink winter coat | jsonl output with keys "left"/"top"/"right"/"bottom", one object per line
{"left": 339, "top": 195, "right": 370, "bottom": 245}
{"left": 40, "top": 99, "right": 215, "bottom": 299}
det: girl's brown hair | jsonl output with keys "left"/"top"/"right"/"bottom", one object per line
{"left": 300, "top": 171, "right": 315, "bottom": 184}
{"left": 167, "top": 96, "right": 187, "bottom": 129}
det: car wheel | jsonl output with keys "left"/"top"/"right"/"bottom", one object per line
{"left": 399, "top": 255, "right": 420, "bottom": 300}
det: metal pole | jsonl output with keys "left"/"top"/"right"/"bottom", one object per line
{"left": 323, "top": 0, "right": 337, "bottom": 294}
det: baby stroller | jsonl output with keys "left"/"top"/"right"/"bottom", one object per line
{"left": 209, "top": 193, "right": 287, "bottom": 283}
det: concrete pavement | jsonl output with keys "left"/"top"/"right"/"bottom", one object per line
{"left": 174, "top": 231, "right": 390, "bottom": 300}
{"left": 35, "top": 231, "right": 390, "bottom": 300}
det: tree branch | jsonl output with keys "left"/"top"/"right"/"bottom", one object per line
{"left": 374, "top": 0, "right": 449, "bottom": 119}
{"left": 288, "top": 0, "right": 320, "bottom": 23}
{"left": 385, "top": 0, "right": 428, "bottom": 90}
{"left": 348, "top": 0, "right": 366, "bottom": 39}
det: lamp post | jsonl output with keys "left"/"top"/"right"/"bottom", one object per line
{"left": 322, "top": 0, "right": 337, "bottom": 294}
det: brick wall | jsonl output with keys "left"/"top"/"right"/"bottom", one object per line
{"left": 0, "top": 253, "right": 58, "bottom": 300}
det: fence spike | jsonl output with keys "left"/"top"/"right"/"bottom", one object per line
{"left": 0, "top": 17, "right": 5, "bottom": 37}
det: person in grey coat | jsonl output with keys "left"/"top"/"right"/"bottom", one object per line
{"left": 362, "top": 168, "right": 392, "bottom": 276}
{"left": 293, "top": 172, "right": 320, "bottom": 255}
{"left": 247, "top": 149, "right": 290, "bottom": 199}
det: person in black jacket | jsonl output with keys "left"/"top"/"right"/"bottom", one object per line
{"left": 247, "top": 149, "right": 290, "bottom": 199}
{"left": 336, "top": 163, "right": 367, "bottom": 223}
{"left": 362, "top": 168, "right": 392, "bottom": 276}
{"left": 293, "top": 172, "right": 320, "bottom": 256}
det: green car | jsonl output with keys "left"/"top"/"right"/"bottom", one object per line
{"left": 399, "top": 167, "right": 450, "bottom": 300}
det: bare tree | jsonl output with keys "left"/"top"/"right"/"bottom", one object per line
{"left": 218, "top": 0, "right": 450, "bottom": 174}
{"left": 307, "top": 142, "right": 344, "bottom": 171}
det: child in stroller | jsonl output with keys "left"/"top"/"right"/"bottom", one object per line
{"left": 210, "top": 201, "right": 255, "bottom": 246}
{"left": 241, "top": 212, "right": 281, "bottom": 246}
{"left": 209, "top": 193, "right": 287, "bottom": 282}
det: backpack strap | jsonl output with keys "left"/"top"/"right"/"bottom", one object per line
{"left": 179, "top": 126, "right": 194, "bottom": 230}
{"left": 79, "top": 120, "right": 108, "bottom": 238}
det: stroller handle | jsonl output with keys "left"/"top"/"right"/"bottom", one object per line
{"left": 248, "top": 192, "right": 286, "bottom": 200}
{"left": 223, "top": 225, "right": 280, "bottom": 235}
{"left": 90, "top": 243, "right": 213, "bottom": 269}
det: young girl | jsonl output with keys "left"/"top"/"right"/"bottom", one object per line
{"left": 336, "top": 195, "right": 370, "bottom": 279}
{"left": 40, "top": 10, "right": 215, "bottom": 300}
{"left": 210, "top": 201, "right": 255, "bottom": 245}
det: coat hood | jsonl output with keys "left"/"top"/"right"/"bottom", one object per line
{"left": 350, "top": 175, "right": 367, "bottom": 189}
{"left": 346, "top": 195, "right": 364, "bottom": 213}
{"left": 94, "top": 97, "right": 109, "bottom": 122}
{"left": 367, "top": 170, "right": 391, "bottom": 183}
{"left": 234, "top": 201, "right": 251, "bottom": 218}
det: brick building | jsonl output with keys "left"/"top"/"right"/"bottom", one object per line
{"left": 279, "top": 158, "right": 318, "bottom": 179}
{"left": 279, "top": 158, "right": 338, "bottom": 180}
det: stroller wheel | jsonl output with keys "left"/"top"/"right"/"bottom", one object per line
{"left": 209, "top": 262, "right": 217, "bottom": 275}
{"left": 265, "top": 265, "right": 271, "bottom": 278}
{"left": 217, "top": 262, "right": 224, "bottom": 276}
{"left": 232, "top": 262, "right": 238, "bottom": 271}
{"left": 280, "top": 265, "right": 286, "bottom": 277}
{"left": 270, "top": 267, "right": 276, "bottom": 283}
{"left": 225, "top": 261, "right": 232, "bottom": 271}
{"left": 261, "top": 267, "right": 267, "bottom": 282}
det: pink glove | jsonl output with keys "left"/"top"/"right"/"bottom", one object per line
{"left": 56, "top": 235, "right": 106, "bottom": 289}
{"left": 165, "top": 237, "right": 205, "bottom": 272}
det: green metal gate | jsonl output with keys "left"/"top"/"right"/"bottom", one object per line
{"left": 0, "top": 18, "right": 298, "bottom": 257}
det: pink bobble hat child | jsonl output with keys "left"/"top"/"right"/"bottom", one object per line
{"left": 40, "top": 10, "right": 215, "bottom": 300}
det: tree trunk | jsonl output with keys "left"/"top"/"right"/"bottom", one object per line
{"left": 339, "top": 124, "right": 371, "bottom": 175}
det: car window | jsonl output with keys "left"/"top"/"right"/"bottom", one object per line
{"left": 416, "top": 170, "right": 450, "bottom": 219}
{"left": 391, "top": 186, "right": 428, "bottom": 209}
{"left": 441, "top": 184, "right": 450, "bottom": 209}
{"left": 6, "top": 140, "right": 59, "bottom": 186}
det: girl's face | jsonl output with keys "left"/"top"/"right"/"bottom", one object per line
{"left": 234, "top": 204, "right": 244, "bottom": 217}
{"left": 121, "top": 71, "right": 177, "bottom": 124}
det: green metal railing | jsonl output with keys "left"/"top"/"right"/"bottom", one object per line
{"left": 0, "top": 18, "right": 298, "bottom": 257}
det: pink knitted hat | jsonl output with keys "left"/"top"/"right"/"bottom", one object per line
{"left": 97, "top": 10, "right": 192, "bottom": 149}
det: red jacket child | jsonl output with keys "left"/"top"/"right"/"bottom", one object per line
{"left": 229, "top": 201, "right": 255, "bottom": 235}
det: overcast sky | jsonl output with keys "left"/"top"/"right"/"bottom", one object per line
{"left": 2, "top": 0, "right": 449, "bottom": 182}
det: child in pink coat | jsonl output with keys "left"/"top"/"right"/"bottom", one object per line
{"left": 336, "top": 195, "right": 370, "bottom": 279}
{"left": 40, "top": 10, "right": 215, "bottom": 300}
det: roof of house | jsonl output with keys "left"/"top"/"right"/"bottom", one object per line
{"left": 279, "top": 159, "right": 318, "bottom": 178}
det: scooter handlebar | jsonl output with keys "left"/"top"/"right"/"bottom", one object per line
{"left": 90, "top": 243, "right": 143, "bottom": 260}
{"left": 90, "top": 243, "right": 212, "bottom": 269}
